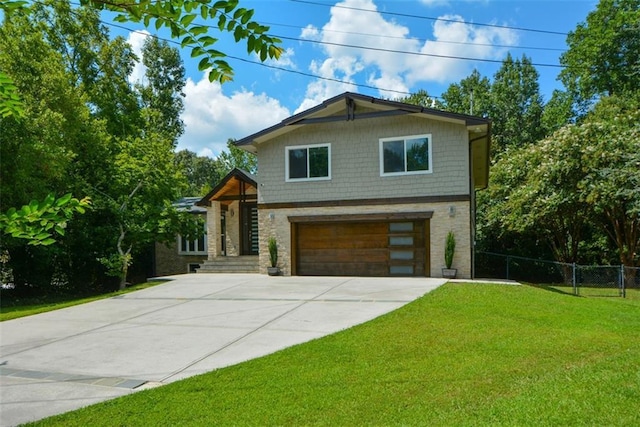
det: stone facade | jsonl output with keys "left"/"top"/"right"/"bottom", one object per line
{"left": 258, "top": 201, "right": 472, "bottom": 278}
{"left": 154, "top": 240, "right": 206, "bottom": 276}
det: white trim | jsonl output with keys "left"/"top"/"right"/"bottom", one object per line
{"left": 285, "top": 143, "right": 332, "bottom": 182}
{"left": 379, "top": 133, "right": 433, "bottom": 177}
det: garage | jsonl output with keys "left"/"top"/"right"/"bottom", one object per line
{"left": 290, "top": 212, "right": 431, "bottom": 277}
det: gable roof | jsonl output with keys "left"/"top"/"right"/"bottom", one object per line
{"left": 235, "top": 92, "right": 490, "bottom": 153}
{"left": 196, "top": 168, "right": 257, "bottom": 207}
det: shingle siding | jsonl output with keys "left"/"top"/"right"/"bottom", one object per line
{"left": 257, "top": 115, "right": 469, "bottom": 204}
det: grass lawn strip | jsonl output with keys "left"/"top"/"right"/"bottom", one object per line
{"left": 29, "top": 283, "right": 640, "bottom": 426}
{"left": 0, "top": 281, "right": 168, "bottom": 321}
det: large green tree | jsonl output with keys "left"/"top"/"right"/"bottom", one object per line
{"left": 578, "top": 95, "right": 640, "bottom": 269}
{"left": 441, "top": 69, "right": 491, "bottom": 117}
{"left": 489, "top": 53, "right": 545, "bottom": 156}
{"left": 559, "top": 0, "right": 640, "bottom": 103}
{"left": 174, "top": 150, "right": 225, "bottom": 196}
{"left": 138, "top": 37, "right": 186, "bottom": 145}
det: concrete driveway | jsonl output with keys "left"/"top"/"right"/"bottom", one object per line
{"left": 0, "top": 274, "right": 446, "bottom": 426}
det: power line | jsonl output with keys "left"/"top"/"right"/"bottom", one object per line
{"left": 58, "top": 1, "right": 563, "bottom": 100}
{"left": 263, "top": 20, "right": 567, "bottom": 52}
{"left": 273, "top": 34, "right": 564, "bottom": 68}
{"left": 290, "top": 0, "right": 569, "bottom": 36}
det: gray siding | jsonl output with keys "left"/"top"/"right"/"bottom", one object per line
{"left": 257, "top": 115, "right": 469, "bottom": 204}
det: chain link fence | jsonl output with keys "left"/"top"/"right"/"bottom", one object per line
{"left": 476, "top": 252, "right": 640, "bottom": 298}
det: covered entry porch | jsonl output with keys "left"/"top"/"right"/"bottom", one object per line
{"left": 196, "top": 168, "right": 259, "bottom": 272}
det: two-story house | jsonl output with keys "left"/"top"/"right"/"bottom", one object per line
{"left": 197, "top": 92, "right": 490, "bottom": 279}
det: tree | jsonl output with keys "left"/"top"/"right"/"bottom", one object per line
{"left": 174, "top": 150, "right": 224, "bottom": 196}
{"left": 559, "top": 0, "right": 640, "bottom": 103}
{"left": 480, "top": 94, "right": 640, "bottom": 274}
{"left": 138, "top": 37, "right": 186, "bottom": 145}
{"left": 397, "top": 89, "right": 442, "bottom": 109}
{"left": 489, "top": 54, "right": 545, "bottom": 156}
{"left": 541, "top": 89, "right": 576, "bottom": 135}
{"left": 578, "top": 95, "right": 640, "bottom": 270}
{"left": 101, "top": 127, "right": 189, "bottom": 289}
{"left": 441, "top": 69, "right": 491, "bottom": 117}
{"left": 0, "top": 194, "right": 91, "bottom": 246}
{"left": 217, "top": 139, "right": 257, "bottom": 174}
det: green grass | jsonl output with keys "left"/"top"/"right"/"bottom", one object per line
{"left": 0, "top": 281, "right": 167, "bottom": 321}
{"left": 535, "top": 283, "right": 640, "bottom": 300}
{"left": 29, "top": 283, "right": 640, "bottom": 426}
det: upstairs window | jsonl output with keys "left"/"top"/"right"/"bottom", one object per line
{"left": 380, "top": 134, "right": 432, "bottom": 176}
{"left": 286, "top": 143, "right": 331, "bottom": 182}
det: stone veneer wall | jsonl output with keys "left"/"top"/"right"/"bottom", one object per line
{"left": 257, "top": 200, "right": 471, "bottom": 278}
{"left": 154, "top": 240, "right": 206, "bottom": 276}
{"left": 206, "top": 202, "right": 221, "bottom": 259}
{"left": 206, "top": 200, "right": 241, "bottom": 258}
{"left": 225, "top": 200, "right": 241, "bottom": 256}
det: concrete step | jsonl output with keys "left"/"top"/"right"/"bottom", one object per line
{"left": 197, "top": 256, "right": 260, "bottom": 274}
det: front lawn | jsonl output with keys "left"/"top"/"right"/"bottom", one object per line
{"left": 31, "top": 284, "right": 640, "bottom": 426}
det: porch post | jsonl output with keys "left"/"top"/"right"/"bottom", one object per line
{"left": 206, "top": 201, "right": 222, "bottom": 260}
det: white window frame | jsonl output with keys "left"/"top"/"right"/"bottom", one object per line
{"left": 178, "top": 221, "right": 207, "bottom": 255}
{"left": 379, "top": 133, "right": 433, "bottom": 177}
{"left": 285, "top": 143, "right": 331, "bottom": 182}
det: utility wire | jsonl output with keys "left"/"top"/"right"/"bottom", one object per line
{"left": 263, "top": 20, "right": 567, "bottom": 52}
{"left": 103, "top": 21, "right": 426, "bottom": 98}
{"left": 273, "top": 34, "right": 564, "bottom": 68}
{"left": 60, "top": 1, "right": 566, "bottom": 99}
{"left": 290, "top": 0, "right": 569, "bottom": 36}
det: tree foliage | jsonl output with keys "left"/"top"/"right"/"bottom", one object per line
{"left": 80, "top": 0, "right": 282, "bottom": 83}
{"left": 559, "top": 0, "right": 640, "bottom": 103}
{"left": 489, "top": 53, "right": 545, "bottom": 155}
{"left": 217, "top": 138, "right": 258, "bottom": 174}
{"left": 483, "top": 94, "right": 640, "bottom": 267}
{"left": 441, "top": 69, "right": 491, "bottom": 117}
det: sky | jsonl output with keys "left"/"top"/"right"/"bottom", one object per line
{"left": 114, "top": 0, "right": 599, "bottom": 158}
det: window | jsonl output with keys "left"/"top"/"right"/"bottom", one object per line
{"left": 380, "top": 134, "right": 432, "bottom": 176}
{"left": 285, "top": 143, "right": 331, "bottom": 181}
{"left": 178, "top": 221, "right": 207, "bottom": 255}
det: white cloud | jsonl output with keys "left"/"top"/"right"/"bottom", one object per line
{"left": 126, "top": 30, "right": 150, "bottom": 85}
{"left": 296, "top": 0, "right": 517, "bottom": 110}
{"left": 179, "top": 73, "right": 291, "bottom": 157}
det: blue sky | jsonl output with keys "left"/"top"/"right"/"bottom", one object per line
{"left": 115, "top": 0, "right": 598, "bottom": 157}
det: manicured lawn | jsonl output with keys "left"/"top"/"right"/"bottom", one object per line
{"left": 30, "top": 284, "right": 640, "bottom": 426}
{"left": 0, "top": 281, "right": 167, "bottom": 321}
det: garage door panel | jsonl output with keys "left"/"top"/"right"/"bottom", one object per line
{"left": 295, "top": 220, "right": 429, "bottom": 277}
{"left": 299, "top": 248, "right": 388, "bottom": 263}
{"left": 297, "top": 262, "right": 389, "bottom": 277}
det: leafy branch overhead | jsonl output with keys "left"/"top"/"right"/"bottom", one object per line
{"left": 81, "top": 0, "right": 283, "bottom": 82}
{"left": 0, "top": 194, "right": 92, "bottom": 246}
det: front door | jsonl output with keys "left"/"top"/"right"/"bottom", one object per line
{"left": 241, "top": 203, "right": 259, "bottom": 255}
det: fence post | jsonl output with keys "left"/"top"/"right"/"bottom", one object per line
{"left": 572, "top": 263, "right": 577, "bottom": 296}
{"left": 506, "top": 256, "right": 510, "bottom": 280}
{"left": 620, "top": 265, "right": 626, "bottom": 298}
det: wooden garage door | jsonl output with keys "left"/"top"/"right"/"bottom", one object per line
{"left": 295, "top": 220, "right": 428, "bottom": 276}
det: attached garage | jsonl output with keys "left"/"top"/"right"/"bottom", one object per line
{"left": 290, "top": 212, "right": 432, "bottom": 277}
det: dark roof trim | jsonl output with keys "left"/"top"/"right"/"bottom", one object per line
{"left": 235, "top": 92, "right": 490, "bottom": 147}
{"left": 196, "top": 167, "right": 257, "bottom": 206}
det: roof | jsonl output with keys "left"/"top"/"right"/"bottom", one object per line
{"left": 173, "top": 197, "right": 207, "bottom": 214}
{"left": 196, "top": 168, "right": 257, "bottom": 207}
{"left": 233, "top": 91, "right": 491, "bottom": 190}
{"left": 235, "top": 92, "right": 491, "bottom": 153}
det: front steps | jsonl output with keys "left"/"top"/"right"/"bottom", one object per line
{"left": 197, "top": 256, "right": 260, "bottom": 274}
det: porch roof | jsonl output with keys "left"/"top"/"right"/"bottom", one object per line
{"left": 196, "top": 168, "right": 257, "bottom": 207}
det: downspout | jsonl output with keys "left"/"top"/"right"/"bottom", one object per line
{"left": 468, "top": 133, "right": 486, "bottom": 280}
